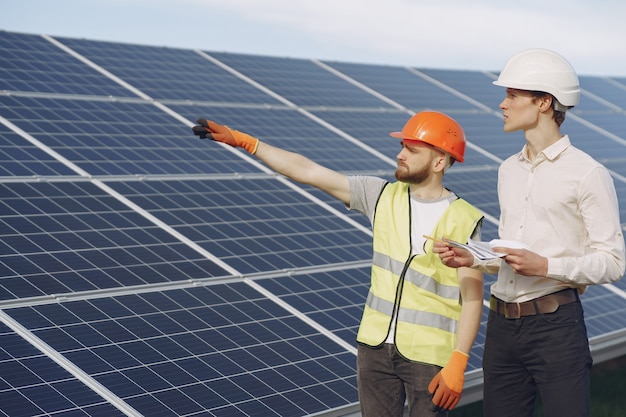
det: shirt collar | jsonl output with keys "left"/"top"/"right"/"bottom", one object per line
{"left": 518, "top": 135, "right": 571, "bottom": 162}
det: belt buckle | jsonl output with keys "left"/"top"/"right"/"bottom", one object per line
{"left": 504, "top": 302, "right": 521, "bottom": 319}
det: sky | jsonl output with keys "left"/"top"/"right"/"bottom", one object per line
{"left": 1, "top": 0, "right": 626, "bottom": 77}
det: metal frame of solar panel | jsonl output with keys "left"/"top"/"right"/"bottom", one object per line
{"left": 1, "top": 30, "right": 625, "bottom": 417}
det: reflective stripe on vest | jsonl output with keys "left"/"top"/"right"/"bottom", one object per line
{"left": 372, "top": 251, "right": 460, "bottom": 301}
{"left": 365, "top": 291, "right": 456, "bottom": 333}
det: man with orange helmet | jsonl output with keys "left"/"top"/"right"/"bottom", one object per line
{"left": 193, "top": 111, "right": 484, "bottom": 416}
{"left": 434, "top": 49, "right": 625, "bottom": 417}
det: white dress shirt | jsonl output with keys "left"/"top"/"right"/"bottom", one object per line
{"left": 479, "top": 135, "right": 625, "bottom": 302}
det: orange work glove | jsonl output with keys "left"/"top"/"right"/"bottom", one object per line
{"left": 427, "top": 350, "right": 469, "bottom": 411}
{"left": 192, "top": 118, "right": 259, "bottom": 154}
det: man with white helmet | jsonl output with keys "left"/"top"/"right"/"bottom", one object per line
{"left": 192, "top": 111, "right": 485, "bottom": 416}
{"left": 434, "top": 49, "right": 625, "bottom": 416}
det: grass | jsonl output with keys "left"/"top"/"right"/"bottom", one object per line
{"left": 450, "top": 355, "right": 626, "bottom": 417}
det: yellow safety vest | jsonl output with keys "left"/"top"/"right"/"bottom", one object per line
{"left": 356, "top": 182, "right": 483, "bottom": 367}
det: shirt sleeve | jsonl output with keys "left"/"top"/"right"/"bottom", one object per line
{"left": 547, "top": 166, "right": 626, "bottom": 284}
{"left": 348, "top": 176, "right": 387, "bottom": 224}
{"left": 471, "top": 256, "right": 502, "bottom": 275}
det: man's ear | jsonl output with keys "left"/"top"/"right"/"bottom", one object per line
{"left": 432, "top": 154, "right": 448, "bottom": 173}
{"left": 538, "top": 94, "right": 553, "bottom": 112}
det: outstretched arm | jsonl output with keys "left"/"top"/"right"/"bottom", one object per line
{"left": 254, "top": 141, "right": 351, "bottom": 204}
{"left": 193, "top": 119, "right": 350, "bottom": 204}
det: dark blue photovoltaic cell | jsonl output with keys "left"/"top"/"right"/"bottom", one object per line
{"left": 578, "top": 285, "right": 626, "bottom": 337}
{"left": 451, "top": 113, "right": 524, "bottom": 162}
{"left": 5, "top": 283, "right": 359, "bottom": 417}
{"left": 324, "top": 61, "right": 479, "bottom": 112}
{"left": 612, "top": 77, "right": 626, "bottom": 89}
{"left": 442, "top": 169, "right": 500, "bottom": 220}
{"left": 605, "top": 161, "right": 626, "bottom": 178}
{"left": 208, "top": 51, "right": 397, "bottom": 109}
{"left": 56, "top": 37, "right": 286, "bottom": 105}
{"left": 0, "top": 95, "right": 264, "bottom": 176}
{"left": 258, "top": 267, "right": 370, "bottom": 343}
{"left": 0, "top": 123, "right": 76, "bottom": 176}
{"left": 309, "top": 109, "right": 412, "bottom": 154}
{"left": 108, "top": 179, "right": 373, "bottom": 274}
{"left": 0, "top": 181, "right": 228, "bottom": 300}
{"left": 578, "top": 76, "right": 626, "bottom": 110}
{"left": 419, "top": 68, "right": 505, "bottom": 111}
{"left": 559, "top": 117, "right": 626, "bottom": 161}
{"left": 569, "top": 113, "right": 626, "bottom": 153}
{"left": 0, "top": 31, "right": 134, "bottom": 97}
{"left": 0, "top": 322, "right": 126, "bottom": 417}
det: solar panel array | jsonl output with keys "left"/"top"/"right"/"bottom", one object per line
{"left": 1, "top": 30, "right": 625, "bottom": 416}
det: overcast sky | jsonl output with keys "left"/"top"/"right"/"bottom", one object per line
{"left": 2, "top": 0, "right": 626, "bottom": 77}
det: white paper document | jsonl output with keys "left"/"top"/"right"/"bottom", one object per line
{"left": 443, "top": 238, "right": 529, "bottom": 261}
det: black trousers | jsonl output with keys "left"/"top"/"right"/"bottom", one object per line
{"left": 483, "top": 300, "right": 592, "bottom": 417}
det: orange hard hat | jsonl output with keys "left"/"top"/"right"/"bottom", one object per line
{"left": 389, "top": 111, "right": 466, "bottom": 162}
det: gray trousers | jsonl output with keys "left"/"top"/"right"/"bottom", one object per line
{"left": 357, "top": 343, "right": 447, "bottom": 417}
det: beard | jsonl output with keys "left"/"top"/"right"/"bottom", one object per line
{"left": 394, "top": 164, "right": 430, "bottom": 184}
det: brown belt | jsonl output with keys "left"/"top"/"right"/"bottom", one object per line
{"left": 489, "top": 289, "right": 578, "bottom": 319}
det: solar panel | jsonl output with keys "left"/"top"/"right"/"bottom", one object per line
{"left": 419, "top": 68, "right": 505, "bottom": 111}
{"left": 1, "top": 30, "right": 625, "bottom": 417}
{"left": 208, "top": 52, "right": 397, "bottom": 109}
{"left": 578, "top": 75, "right": 626, "bottom": 110}
{"left": 0, "top": 181, "right": 230, "bottom": 300}
{"left": 0, "top": 95, "right": 269, "bottom": 177}
{"left": 107, "top": 179, "right": 373, "bottom": 274}
{"left": 576, "top": 285, "right": 626, "bottom": 337}
{"left": 56, "top": 37, "right": 286, "bottom": 105}
{"left": 0, "top": 32, "right": 135, "bottom": 97}
{"left": 257, "top": 267, "right": 371, "bottom": 345}
{"left": 0, "top": 320, "right": 128, "bottom": 417}
{"left": 0, "top": 123, "right": 76, "bottom": 176}
{"left": 4, "top": 283, "right": 359, "bottom": 416}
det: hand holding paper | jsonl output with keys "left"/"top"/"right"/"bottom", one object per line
{"left": 425, "top": 235, "right": 528, "bottom": 261}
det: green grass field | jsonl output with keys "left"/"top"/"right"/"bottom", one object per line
{"left": 451, "top": 355, "right": 626, "bottom": 417}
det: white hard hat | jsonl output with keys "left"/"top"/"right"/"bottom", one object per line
{"left": 493, "top": 48, "right": 580, "bottom": 110}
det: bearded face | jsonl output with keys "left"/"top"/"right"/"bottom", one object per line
{"left": 395, "top": 162, "right": 431, "bottom": 184}
{"left": 395, "top": 140, "right": 441, "bottom": 184}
